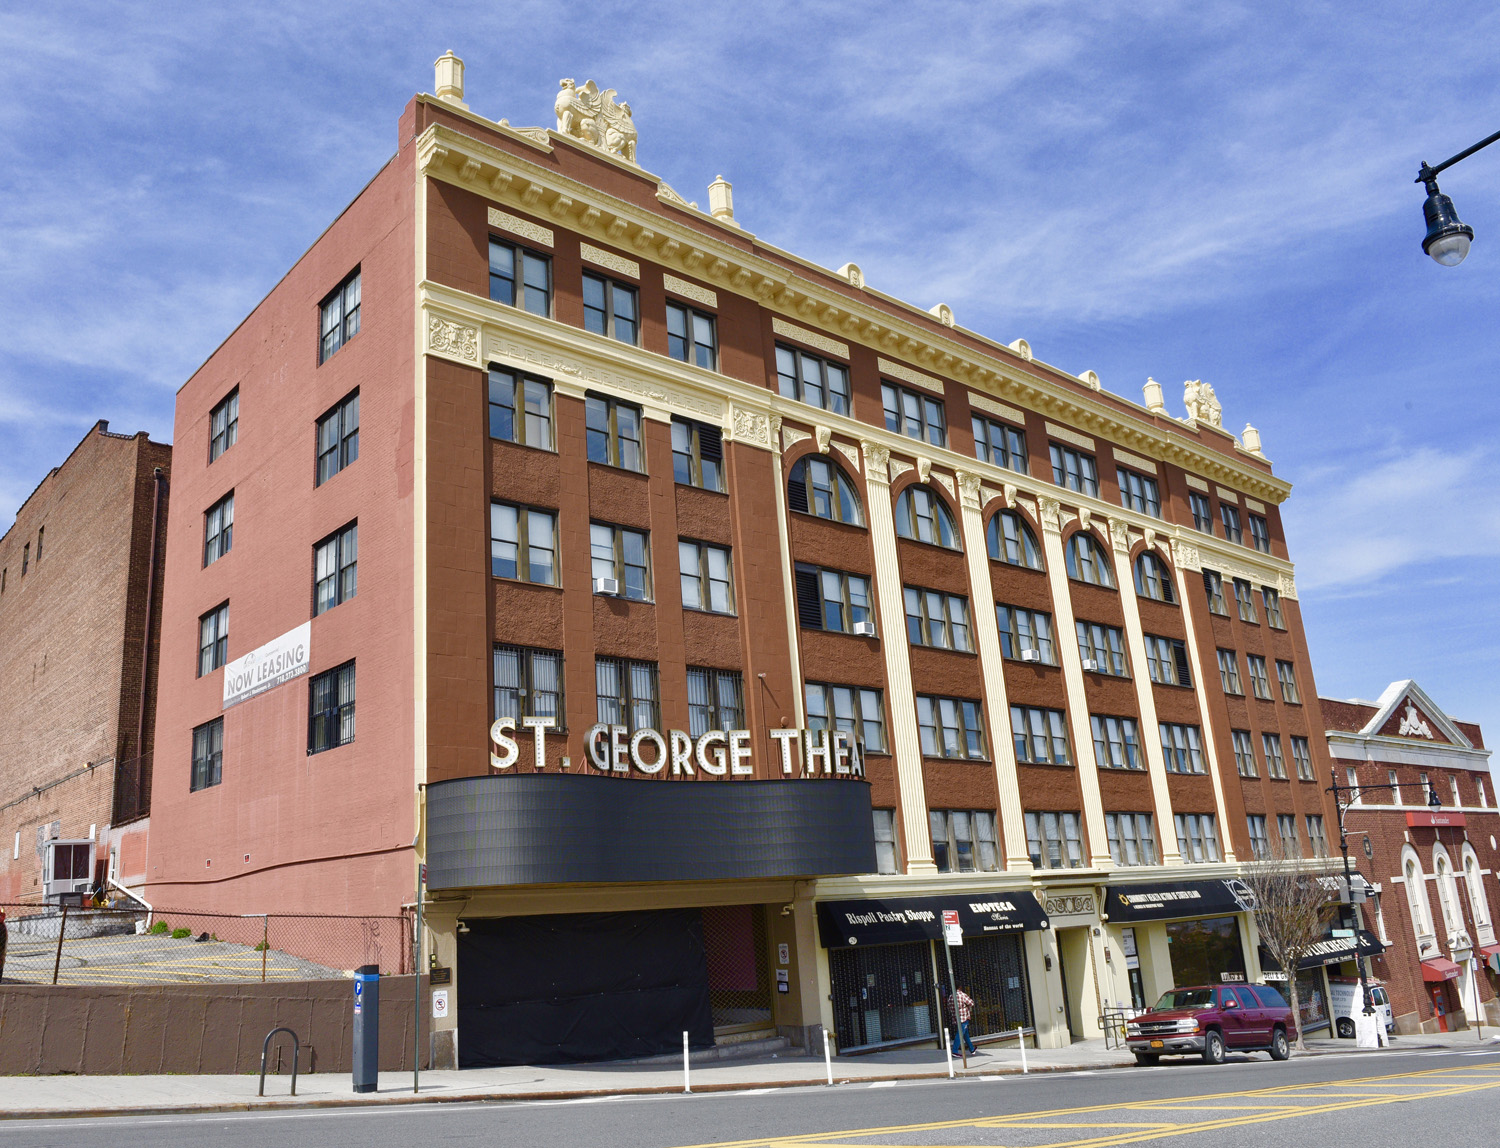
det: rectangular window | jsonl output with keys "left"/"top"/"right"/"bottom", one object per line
{"left": 806, "top": 682, "right": 887, "bottom": 753}
{"left": 197, "top": 602, "right": 229, "bottom": 677}
{"left": 686, "top": 667, "right": 744, "bottom": 737}
{"left": 882, "top": 382, "right": 946, "bottom": 447}
{"left": 666, "top": 301, "right": 717, "bottom": 369}
{"left": 971, "top": 415, "right": 1027, "bottom": 474}
{"left": 1144, "top": 634, "right": 1192, "bottom": 687}
{"left": 595, "top": 657, "right": 659, "bottom": 732}
{"left": 315, "top": 390, "right": 359, "bottom": 485}
{"left": 1263, "top": 733, "right": 1287, "bottom": 779}
{"left": 1075, "top": 620, "right": 1128, "bottom": 676}
{"left": 1010, "top": 705, "right": 1071, "bottom": 765}
{"left": 1261, "top": 587, "right": 1285, "bottom": 629}
{"left": 1277, "top": 813, "right": 1300, "bottom": 856}
{"left": 1247, "top": 815, "right": 1270, "bottom": 860}
{"left": 203, "top": 492, "right": 234, "bottom": 567}
{"left": 930, "top": 810, "right": 999, "bottom": 873}
{"left": 679, "top": 540, "right": 734, "bottom": 614}
{"left": 904, "top": 587, "right": 972, "bottom": 651}
{"left": 314, "top": 521, "right": 358, "bottom": 615}
{"left": 1231, "top": 577, "right": 1258, "bottom": 623}
{"left": 209, "top": 388, "right": 239, "bottom": 462}
{"left": 1347, "top": 766, "right": 1361, "bottom": 804}
{"left": 1220, "top": 504, "right": 1243, "bottom": 543}
{"left": 794, "top": 565, "right": 873, "bottom": 635}
{"left": 308, "top": 661, "right": 356, "bottom": 753}
{"left": 493, "top": 644, "right": 564, "bottom": 726}
{"left": 996, "top": 604, "right": 1054, "bottom": 663}
{"left": 1306, "top": 815, "right": 1329, "bottom": 857}
{"left": 671, "top": 418, "right": 724, "bottom": 492}
{"left": 492, "top": 502, "right": 558, "bottom": 586}
{"left": 1388, "top": 769, "right": 1402, "bottom": 805}
{"left": 1247, "top": 654, "right": 1272, "bottom": 699}
{"left": 1217, "top": 648, "right": 1243, "bottom": 695}
{"left": 1105, "top": 812, "right": 1157, "bottom": 866}
{"left": 1203, "top": 569, "right": 1228, "bottom": 614}
{"left": 775, "top": 343, "right": 850, "bottom": 415}
{"left": 1291, "top": 736, "right": 1315, "bottom": 781}
{"left": 1248, "top": 514, "right": 1271, "bottom": 553}
{"left": 1189, "top": 491, "right": 1212, "bottom": 533}
{"left": 1025, "top": 811, "right": 1084, "bottom": 869}
{"left": 1174, "top": 812, "right": 1221, "bottom": 862}
{"left": 1049, "top": 443, "right": 1098, "bottom": 496}
{"left": 872, "top": 809, "right": 898, "bottom": 874}
{"left": 585, "top": 393, "right": 644, "bottom": 471}
{"left": 1160, "top": 723, "right": 1205, "bottom": 774}
{"left": 489, "top": 238, "right": 551, "bottom": 316}
{"left": 1232, "top": 729, "right": 1258, "bottom": 777}
{"left": 191, "top": 718, "right": 223, "bottom": 792}
{"left": 1117, "top": 468, "right": 1161, "bottom": 517}
{"left": 918, "top": 695, "right": 988, "bottom": 760}
{"left": 19, "top": 545, "right": 26, "bottom": 576}
{"left": 590, "top": 523, "right": 651, "bottom": 600}
{"left": 319, "top": 269, "right": 361, "bottom": 363}
{"left": 487, "top": 368, "right": 554, "bottom": 449}
{"left": 582, "top": 271, "right": 639, "bottom": 345}
{"left": 1276, "top": 660, "right": 1301, "bottom": 703}
{"left": 1091, "top": 715, "right": 1143, "bottom": 770}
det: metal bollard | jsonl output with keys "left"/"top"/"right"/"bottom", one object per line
{"left": 944, "top": 1027, "right": 954, "bottom": 1077}
{"left": 683, "top": 1030, "right": 691, "bottom": 1093}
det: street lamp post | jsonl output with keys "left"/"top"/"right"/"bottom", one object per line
{"left": 1416, "top": 129, "right": 1500, "bottom": 265}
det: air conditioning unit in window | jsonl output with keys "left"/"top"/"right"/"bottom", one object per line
{"left": 852, "top": 621, "right": 877, "bottom": 637}
{"left": 1081, "top": 658, "right": 1101, "bottom": 672}
{"left": 593, "top": 577, "right": 620, "bottom": 595}
{"left": 1020, "top": 648, "right": 1041, "bottom": 663}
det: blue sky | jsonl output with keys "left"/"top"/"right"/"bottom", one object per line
{"left": 2, "top": 3, "right": 1497, "bottom": 744}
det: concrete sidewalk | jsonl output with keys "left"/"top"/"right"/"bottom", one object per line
{"left": 0, "top": 1030, "right": 1491, "bottom": 1121}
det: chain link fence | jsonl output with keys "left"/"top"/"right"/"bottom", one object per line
{"left": 0, "top": 903, "right": 413, "bottom": 986}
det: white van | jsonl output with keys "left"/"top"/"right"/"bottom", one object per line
{"left": 1328, "top": 978, "right": 1394, "bottom": 1037}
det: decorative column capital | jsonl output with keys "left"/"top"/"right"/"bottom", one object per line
{"left": 1037, "top": 496, "right": 1063, "bottom": 534}
{"left": 1170, "top": 537, "right": 1203, "bottom": 571}
{"left": 861, "top": 440, "right": 891, "bottom": 485}
{"left": 955, "top": 469, "right": 984, "bottom": 510}
{"left": 1107, "top": 516, "right": 1134, "bottom": 554}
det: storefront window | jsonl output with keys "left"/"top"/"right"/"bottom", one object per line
{"left": 828, "top": 941, "right": 938, "bottom": 1050}
{"left": 1164, "top": 916, "right": 1245, "bottom": 986}
{"left": 1295, "top": 967, "right": 1329, "bottom": 1033}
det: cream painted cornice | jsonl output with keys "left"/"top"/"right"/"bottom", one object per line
{"left": 1325, "top": 731, "right": 1493, "bottom": 770}
{"left": 415, "top": 122, "right": 1292, "bottom": 505}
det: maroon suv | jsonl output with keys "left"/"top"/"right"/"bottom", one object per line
{"left": 1125, "top": 984, "right": 1296, "bottom": 1065}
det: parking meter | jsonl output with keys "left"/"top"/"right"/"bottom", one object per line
{"left": 352, "top": 964, "right": 380, "bottom": 1092}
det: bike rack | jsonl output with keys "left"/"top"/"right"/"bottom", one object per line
{"left": 258, "top": 1027, "right": 301, "bottom": 1096}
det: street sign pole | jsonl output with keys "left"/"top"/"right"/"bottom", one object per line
{"left": 941, "top": 909, "right": 966, "bottom": 1069}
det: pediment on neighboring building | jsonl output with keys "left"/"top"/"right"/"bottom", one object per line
{"left": 1363, "top": 680, "right": 1471, "bottom": 748}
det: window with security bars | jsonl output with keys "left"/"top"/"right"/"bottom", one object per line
{"left": 872, "top": 809, "right": 898, "bottom": 873}
{"left": 671, "top": 418, "right": 724, "bottom": 491}
{"left": 319, "top": 269, "right": 360, "bottom": 362}
{"left": 1232, "top": 578, "right": 1258, "bottom": 623}
{"left": 1276, "top": 660, "right": 1301, "bottom": 703}
{"left": 204, "top": 492, "right": 234, "bottom": 566}
{"left": 1091, "top": 715, "right": 1143, "bottom": 770}
{"left": 929, "top": 810, "right": 998, "bottom": 872}
{"left": 1262, "top": 587, "right": 1285, "bottom": 628}
{"left": 1291, "top": 736, "right": 1315, "bottom": 781}
{"left": 806, "top": 682, "right": 887, "bottom": 753}
{"left": 595, "top": 657, "right": 659, "bottom": 733}
{"left": 1247, "top": 654, "right": 1272, "bottom": 699}
{"left": 198, "top": 602, "right": 229, "bottom": 677}
{"left": 829, "top": 939, "right": 939, "bottom": 1051}
{"left": 1065, "top": 533, "right": 1114, "bottom": 586}
{"left": 489, "top": 238, "right": 550, "bottom": 315}
{"left": 1247, "top": 815, "right": 1270, "bottom": 859}
{"left": 917, "top": 695, "right": 987, "bottom": 760}
{"left": 904, "top": 587, "right": 972, "bottom": 651}
{"left": 1249, "top": 514, "right": 1271, "bottom": 553}
{"left": 1011, "top": 705, "right": 1070, "bottom": 765}
{"left": 1050, "top": 443, "right": 1098, "bottom": 496}
{"left": 1217, "top": 649, "right": 1242, "bottom": 694}
{"left": 314, "top": 522, "right": 357, "bottom": 615}
{"left": 1306, "top": 815, "right": 1329, "bottom": 857}
{"left": 1160, "top": 723, "right": 1205, "bottom": 774}
{"left": 1220, "top": 504, "right": 1243, "bottom": 543}
{"left": 308, "top": 661, "right": 356, "bottom": 753}
{"left": 1277, "top": 814, "right": 1300, "bottom": 856}
{"left": 987, "top": 511, "right": 1043, "bottom": 568}
{"left": 679, "top": 540, "right": 734, "bottom": 614}
{"left": 1189, "top": 491, "right": 1212, "bottom": 533}
{"left": 493, "top": 645, "right": 564, "bottom": 726}
{"left": 583, "top": 272, "right": 639, "bottom": 345}
{"left": 591, "top": 522, "right": 650, "bottom": 600}
{"left": 788, "top": 455, "right": 863, "bottom": 524}
{"left": 488, "top": 368, "right": 553, "bottom": 449}
{"left": 948, "top": 934, "right": 1034, "bottom": 1040}
{"left": 895, "top": 486, "right": 961, "bottom": 549}
{"left": 1134, "top": 552, "right": 1175, "bottom": 601}
{"left": 794, "top": 565, "right": 873, "bottom": 634}
{"left": 687, "top": 667, "right": 743, "bottom": 737}
{"left": 775, "top": 343, "right": 850, "bottom": 415}
{"left": 1174, "top": 813, "right": 1221, "bottom": 862}
{"left": 972, "top": 415, "right": 1027, "bottom": 474}
{"left": 1117, "top": 468, "right": 1161, "bottom": 517}
{"left": 1232, "top": 729, "right": 1257, "bottom": 777}
{"left": 585, "top": 393, "right": 644, "bottom": 471}
{"left": 191, "top": 718, "right": 223, "bottom": 792}
{"left": 493, "top": 503, "right": 557, "bottom": 585}
{"left": 316, "top": 391, "right": 359, "bottom": 485}
{"left": 1076, "top": 620, "right": 1128, "bottom": 676}
{"left": 1203, "top": 569, "right": 1228, "bottom": 614}
{"left": 666, "top": 301, "right": 717, "bottom": 369}
{"left": 997, "top": 604, "right": 1054, "bottom": 663}
{"left": 1144, "top": 635, "right": 1192, "bottom": 687}
{"left": 1106, "top": 812, "right": 1157, "bottom": 865}
{"left": 882, "top": 382, "right": 946, "bottom": 447}
{"left": 1262, "top": 733, "right": 1288, "bottom": 778}
{"left": 209, "top": 388, "right": 238, "bottom": 462}
{"left": 1025, "top": 811, "right": 1084, "bottom": 869}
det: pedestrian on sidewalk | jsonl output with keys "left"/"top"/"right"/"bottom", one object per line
{"left": 950, "top": 985, "right": 977, "bottom": 1056}
{"left": 0, "top": 909, "right": 7, "bottom": 982}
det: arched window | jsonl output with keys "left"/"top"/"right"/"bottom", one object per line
{"left": 1133, "top": 552, "right": 1175, "bottom": 602}
{"left": 895, "top": 486, "right": 960, "bottom": 550}
{"left": 1403, "top": 849, "right": 1435, "bottom": 945}
{"left": 1434, "top": 847, "right": 1463, "bottom": 940}
{"left": 788, "top": 456, "right": 863, "bottom": 526}
{"left": 1462, "top": 845, "right": 1493, "bottom": 938}
{"left": 987, "top": 511, "right": 1043, "bottom": 569}
{"left": 1065, "top": 532, "right": 1114, "bottom": 587}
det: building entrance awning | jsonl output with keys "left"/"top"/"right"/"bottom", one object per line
{"left": 1102, "top": 878, "right": 1256, "bottom": 924}
{"left": 1478, "top": 944, "right": 1500, "bottom": 975}
{"left": 1259, "top": 931, "right": 1384, "bottom": 973}
{"left": 817, "top": 892, "right": 1050, "bottom": 948}
{"left": 1422, "top": 957, "right": 1463, "bottom": 982}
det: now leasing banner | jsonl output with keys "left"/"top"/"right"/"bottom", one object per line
{"left": 223, "top": 622, "right": 311, "bottom": 709}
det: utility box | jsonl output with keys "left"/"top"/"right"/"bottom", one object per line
{"left": 352, "top": 964, "right": 380, "bottom": 1093}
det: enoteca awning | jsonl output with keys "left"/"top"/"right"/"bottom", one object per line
{"left": 817, "top": 892, "right": 1049, "bottom": 948}
{"left": 1102, "top": 879, "right": 1256, "bottom": 924}
{"left": 1422, "top": 957, "right": 1463, "bottom": 982}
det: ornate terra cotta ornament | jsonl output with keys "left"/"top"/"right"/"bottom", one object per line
{"left": 555, "top": 79, "right": 638, "bottom": 164}
{"left": 1183, "top": 379, "right": 1223, "bottom": 427}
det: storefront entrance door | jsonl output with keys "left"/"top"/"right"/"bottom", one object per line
{"left": 1057, "top": 927, "right": 1091, "bottom": 1041}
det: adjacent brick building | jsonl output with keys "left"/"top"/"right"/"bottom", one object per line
{"left": 0, "top": 421, "right": 170, "bottom": 904}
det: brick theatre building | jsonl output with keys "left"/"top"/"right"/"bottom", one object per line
{"left": 148, "top": 55, "right": 1346, "bottom": 1067}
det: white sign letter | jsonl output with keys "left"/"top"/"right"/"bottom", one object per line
{"left": 770, "top": 729, "right": 799, "bottom": 775}
{"left": 489, "top": 718, "right": 518, "bottom": 770}
{"left": 610, "top": 725, "right": 630, "bottom": 773}
{"left": 585, "top": 723, "right": 612, "bottom": 772}
{"left": 670, "top": 729, "right": 695, "bottom": 775}
{"left": 696, "top": 730, "right": 727, "bottom": 775}
{"left": 631, "top": 728, "right": 667, "bottom": 774}
{"left": 522, "top": 716, "right": 554, "bottom": 771}
{"left": 728, "top": 729, "right": 753, "bottom": 775}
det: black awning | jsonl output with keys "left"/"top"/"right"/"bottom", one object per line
{"left": 817, "top": 892, "right": 1049, "bottom": 948}
{"left": 1103, "top": 878, "right": 1257, "bottom": 923}
{"left": 1261, "top": 931, "right": 1385, "bottom": 972}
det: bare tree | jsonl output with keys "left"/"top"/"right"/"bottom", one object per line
{"left": 1241, "top": 845, "right": 1339, "bottom": 1051}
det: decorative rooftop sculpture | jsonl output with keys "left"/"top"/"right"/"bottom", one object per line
{"left": 555, "top": 79, "right": 638, "bottom": 164}
{"left": 1183, "top": 379, "right": 1222, "bottom": 427}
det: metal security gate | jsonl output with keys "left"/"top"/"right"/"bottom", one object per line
{"left": 949, "top": 933, "right": 1034, "bottom": 1038}
{"left": 701, "top": 905, "right": 772, "bottom": 1031}
{"left": 829, "top": 940, "right": 939, "bottom": 1051}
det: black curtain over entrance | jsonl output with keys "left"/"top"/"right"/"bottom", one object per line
{"left": 456, "top": 909, "right": 714, "bottom": 1067}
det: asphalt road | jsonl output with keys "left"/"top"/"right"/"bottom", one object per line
{"left": 6, "top": 1046, "right": 1499, "bottom": 1148}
